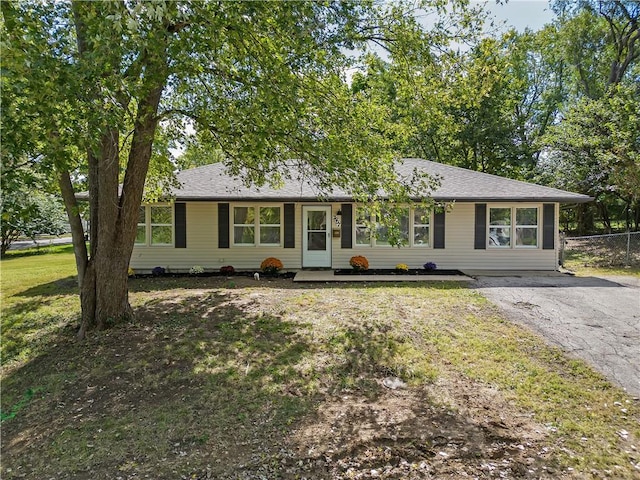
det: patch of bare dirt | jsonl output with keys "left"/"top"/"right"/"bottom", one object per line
{"left": 250, "top": 377, "right": 559, "bottom": 480}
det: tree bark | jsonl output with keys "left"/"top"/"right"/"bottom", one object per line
{"left": 576, "top": 203, "right": 594, "bottom": 236}
{"left": 57, "top": 169, "right": 88, "bottom": 287}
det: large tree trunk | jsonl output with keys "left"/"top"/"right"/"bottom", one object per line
{"left": 575, "top": 203, "right": 594, "bottom": 236}
{"left": 76, "top": 86, "right": 166, "bottom": 339}
{"left": 75, "top": 244, "right": 135, "bottom": 338}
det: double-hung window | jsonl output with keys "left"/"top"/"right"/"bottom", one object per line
{"left": 259, "top": 207, "right": 281, "bottom": 245}
{"left": 355, "top": 209, "right": 372, "bottom": 246}
{"left": 136, "top": 206, "right": 147, "bottom": 245}
{"left": 355, "top": 206, "right": 429, "bottom": 247}
{"left": 488, "top": 207, "right": 511, "bottom": 247}
{"left": 135, "top": 205, "right": 173, "bottom": 246}
{"left": 233, "top": 206, "right": 256, "bottom": 245}
{"left": 413, "top": 208, "right": 430, "bottom": 247}
{"left": 488, "top": 206, "right": 538, "bottom": 248}
{"left": 233, "top": 205, "right": 281, "bottom": 246}
{"left": 515, "top": 207, "right": 538, "bottom": 247}
{"left": 375, "top": 208, "right": 409, "bottom": 246}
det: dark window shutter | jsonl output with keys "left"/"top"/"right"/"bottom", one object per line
{"left": 284, "top": 203, "right": 295, "bottom": 248}
{"left": 340, "top": 204, "right": 352, "bottom": 249}
{"left": 433, "top": 211, "right": 445, "bottom": 249}
{"left": 474, "top": 204, "right": 487, "bottom": 249}
{"left": 543, "top": 203, "right": 555, "bottom": 250}
{"left": 218, "top": 203, "right": 229, "bottom": 249}
{"left": 175, "top": 203, "right": 187, "bottom": 248}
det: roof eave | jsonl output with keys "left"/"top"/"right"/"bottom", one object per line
{"left": 175, "top": 195, "right": 594, "bottom": 204}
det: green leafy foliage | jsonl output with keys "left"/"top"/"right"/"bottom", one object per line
{"left": 1, "top": 185, "right": 68, "bottom": 255}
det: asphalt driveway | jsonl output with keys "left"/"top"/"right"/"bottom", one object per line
{"left": 472, "top": 274, "right": 640, "bottom": 397}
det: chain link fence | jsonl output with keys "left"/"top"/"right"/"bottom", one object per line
{"left": 560, "top": 231, "right": 640, "bottom": 268}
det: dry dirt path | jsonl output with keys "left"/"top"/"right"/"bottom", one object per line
{"left": 473, "top": 274, "right": 640, "bottom": 397}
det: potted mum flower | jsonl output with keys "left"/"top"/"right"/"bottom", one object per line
{"left": 220, "top": 265, "right": 235, "bottom": 275}
{"left": 189, "top": 265, "right": 205, "bottom": 276}
{"left": 152, "top": 266, "right": 166, "bottom": 276}
{"left": 423, "top": 262, "right": 437, "bottom": 271}
{"left": 260, "top": 257, "right": 283, "bottom": 275}
{"left": 349, "top": 255, "right": 369, "bottom": 271}
{"left": 395, "top": 263, "right": 409, "bottom": 273}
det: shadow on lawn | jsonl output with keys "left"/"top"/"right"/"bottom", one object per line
{"left": 2, "top": 281, "right": 556, "bottom": 479}
{"left": 2, "top": 289, "right": 316, "bottom": 477}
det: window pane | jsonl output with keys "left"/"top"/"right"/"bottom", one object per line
{"left": 260, "top": 207, "right": 280, "bottom": 225}
{"left": 414, "top": 226, "right": 430, "bottom": 246}
{"left": 307, "top": 211, "right": 326, "bottom": 230}
{"left": 151, "top": 206, "right": 172, "bottom": 224}
{"left": 490, "top": 208, "right": 511, "bottom": 225}
{"left": 414, "top": 208, "right": 429, "bottom": 225}
{"left": 376, "top": 210, "right": 409, "bottom": 246}
{"left": 516, "top": 208, "right": 537, "bottom": 225}
{"left": 234, "top": 226, "right": 254, "bottom": 244}
{"left": 135, "top": 226, "right": 146, "bottom": 244}
{"left": 355, "top": 226, "right": 370, "bottom": 245}
{"left": 489, "top": 227, "right": 511, "bottom": 247}
{"left": 355, "top": 209, "right": 370, "bottom": 245}
{"left": 356, "top": 210, "right": 370, "bottom": 224}
{"left": 398, "top": 211, "right": 410, "bottom": 243}
{"left": 138, "top": 206, "right": 146, "bottom": 224}
{"left": 308, "top": 232, "right": 326, "bottom": 250}
{"left": 151, "top": 226, "right": 172, "bottom": 245}
{"left": 376, "top": 225, "right": 391, "bottom": 246}
{"left": 260, "top": 226, "right": 280, "bottom": 244}
{"left": 234, "top": 207, "right": 254, "bottom": 224}
{"left": 516, "top": 227, "right": 537, "bottom": 246}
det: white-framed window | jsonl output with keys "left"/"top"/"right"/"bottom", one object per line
{"left": 232, "top": 204, "right": 282, "bottom": 246}
{"left": 488, "top": 207, "right": 511, "bottom": 247}
{"left": 515, "top": 207, "right": 538, "bottom": 247}
{"left": 150, "top": 205, "right": 173, "bottom": 245}
{"left": 413, "top": 207, "right": 430, "bottom": 247}
{"left": 259, "top": 206, "right": 281, "bottom": 245}
{"left": 355, "top": 208, "right": 371, "bottom": 246}
{"left": 135, "top": 206, "right": 147, "bottom": 245}
{"left": 488, "top": 206, "right": 539, "bottom": 249}
{"left": 135, "top": 204, "right": 173, "bottom": 246}
{"left": 233, "top": 206, "right": 255, "bottom": 245}
{"left": 355, "top": 206, "right": 430, "bottom": 247}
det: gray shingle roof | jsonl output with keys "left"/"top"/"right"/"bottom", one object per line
{"left": 173, "top": 158, "right": 592, "bottom": 203}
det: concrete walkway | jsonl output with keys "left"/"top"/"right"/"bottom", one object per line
{"left": 294, "top": 270, "right": 472, "bottom": 282}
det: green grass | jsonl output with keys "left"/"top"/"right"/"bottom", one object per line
{"left": 1, "top": 244, "right": 80, "bottom": 365}
{"left": 563, "top": 248, "right": 640, "bottom": 277}
{"left": 2, "top": 249, "right": 639, "bottom": 479}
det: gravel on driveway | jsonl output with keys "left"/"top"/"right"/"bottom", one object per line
{"left": 472, "top": 274, "right": 640, "bottom": 397}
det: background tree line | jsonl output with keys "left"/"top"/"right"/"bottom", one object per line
{"left": 349, "top": 0, "right": 639, "bottom": 234}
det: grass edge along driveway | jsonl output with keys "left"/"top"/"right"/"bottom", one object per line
{"left": 1, "top": 246, "right": 639, "bottom": 479}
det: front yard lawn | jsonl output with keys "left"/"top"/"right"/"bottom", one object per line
{"left": 2, "top": 248, "right": 639, "bottom": 479}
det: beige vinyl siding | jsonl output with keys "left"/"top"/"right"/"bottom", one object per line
{"left": 129, "top": 202, "right": 303, "bottom": 272}
{"left": 332, "top": 202, "right": 557, "bottom": 270}
{"left": 130, "top": 201, "right": 559, "bottom": 272}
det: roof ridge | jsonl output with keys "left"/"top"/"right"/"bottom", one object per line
{"left": 399, "top": 158, "right": 581, "bottom": 196}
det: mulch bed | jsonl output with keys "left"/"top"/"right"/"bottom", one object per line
{"left": 334, "top": 268, "right": 464, "bottom": 276}
{"left": 131, "top": 271, "right": 297, "bottom": 279}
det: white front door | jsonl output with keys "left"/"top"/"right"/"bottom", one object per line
{"left": 302, "top": 206, "right": 332, "bottom": 267}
